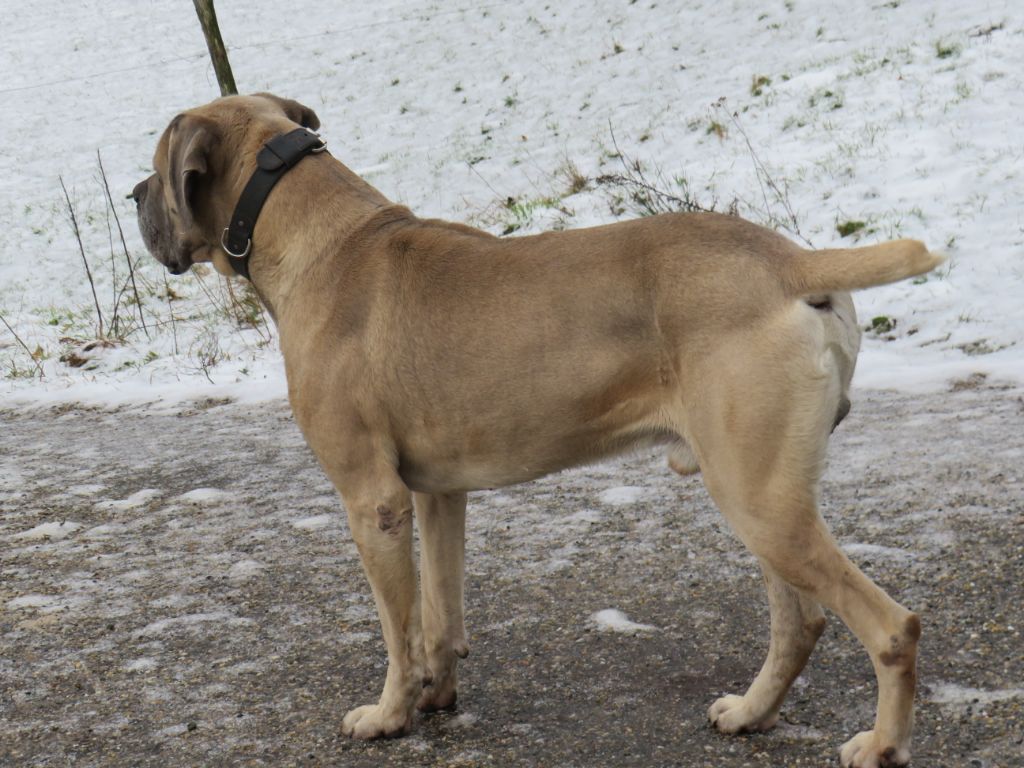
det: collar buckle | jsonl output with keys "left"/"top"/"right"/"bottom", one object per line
{"left": 221, "top": 227, "right": 251, "bottom": 259}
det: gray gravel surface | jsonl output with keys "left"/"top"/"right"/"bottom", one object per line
{"left": 2, "top": 385, "right": 1022, "bottom": 767}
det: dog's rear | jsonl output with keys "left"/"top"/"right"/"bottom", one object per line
{"left": 676, "top": 237, "right": 940, "bottom": 768}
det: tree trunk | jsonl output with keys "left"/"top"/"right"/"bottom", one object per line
{"left": 192, "top": 0, "right": 238, "bottom": 96}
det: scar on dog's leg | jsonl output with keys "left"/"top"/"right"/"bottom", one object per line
{"left": 414, "top": 491, "right": 469, "bottom": 712}
{"left": 709, "top": 563, "right": 825, "bottom": 733}
{"left": 335, "top": 465, "right": 425, "bottom": 740}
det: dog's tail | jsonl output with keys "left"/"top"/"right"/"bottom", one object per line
{"left": 786, "top": 239, "right": 946, "bottom": 296}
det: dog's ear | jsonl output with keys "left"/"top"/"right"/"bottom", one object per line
{"left": 166, "top": 114, "right": 218, "bottom": 231}
{"left": 255, "top": 93, "right": 321, "bottom": 130}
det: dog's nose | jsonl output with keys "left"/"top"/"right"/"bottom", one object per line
{"left": 131, "top": 180, "right": 148, "bottom": 205}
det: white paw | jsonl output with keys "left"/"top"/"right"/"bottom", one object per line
{"left": 840, "top": 730, "right": 911, "bottom": 768}
{"left": 708, "top": 693, "right": 779, "bottom": 734}
{"left": 341, "top": 703, "right": 411, "bottom": 739}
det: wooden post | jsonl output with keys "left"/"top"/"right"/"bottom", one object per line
{"left": 192, "top": 0, "right": 238, "bottom": 96}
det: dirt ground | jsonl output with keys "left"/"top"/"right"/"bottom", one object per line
{"left": 1, "top": 384, "right": 1022, "bottom": 768}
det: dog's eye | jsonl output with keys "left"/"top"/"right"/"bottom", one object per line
{"left": 130, "top": 181, "right": 148, "bottom": 206}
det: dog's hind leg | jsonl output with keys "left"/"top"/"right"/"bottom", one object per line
{"left": 415, "top": 491, "right": 469, "bottom": 712}
{"left": 329, "top": 457, "right": 426, "bottom": 739}
{"left": 709, "top": 564, "right": 825, "bottom": 733}
{"left": 703, "top": 478, "right": 919, "bottom": 767}
{"left": 688, "top": 320, "right": 918, "bottom": 767}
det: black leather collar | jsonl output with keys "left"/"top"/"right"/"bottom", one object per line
{"left": 220, "top": 127, "right": 327, "bottom": 280}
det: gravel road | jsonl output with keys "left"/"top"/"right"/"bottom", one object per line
{"left": 2, "top": 383, "right": 1022, "bottom": 767}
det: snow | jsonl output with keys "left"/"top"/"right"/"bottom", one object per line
{"left": 137, "top": 612, "right": 254, "bottom": 637}
{"left": 178, "top": 488, "right": 230, "bottom": 504}
{"left": 928, "top": 683, "right": 1024, "bottom": 707}
{"left": 6, "top": 594, "right": 60, "bottom": 610}
{"left": 442, "top": 713, "right": 480, "bottom": 730}
{"left": 124, "top": 657, "right": 159, "bottom": 673}
{"left": 591, "top": 608, "right": 657, "bottom": 634}
{"left": 840, "top": 542, "right": 915, "bottom": 561}
{"left": 291, "top": 513, "right": 336, "bottom": 531}
{"left": 227, "top": 559, "right": 265, "bottom": 580}
{"left": 14, "top": 520, "right": 82, "bottom": 540}
{"left": 1, "top": 0, "right": 1022, "bottom": 407}
{"left": 95, "top": 489, "right": 162, "bottom": 512}
{"left": 67, "top": 484, "right": 106, "bottom": 496}
{"left": 598, "top": 486, "right": 647, "bottom": 506}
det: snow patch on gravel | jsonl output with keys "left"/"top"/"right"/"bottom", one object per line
{"left": 137, "top": 612, "right": 254, "bottom": 637}
{"left": 442, "top": 712, "right": 479, "bottom": 730}
{"left": 178, "top": 488, "right": 230, "bottom": 504}
{"left": 591, "top": 609, "right": 657, "bottom": 633}
{"left": 15, "top": 521, "right": 82, "bottom": 540}
{"left": 7, "top": 594, "right": 60, "bottom": 610}
{"left": 598, "top": 486, "right": 647, "bottom": 505}
{"left": 841, "top": 542, "right": 916, "bottom": 561}
{"left": 929, "top": 683, "right": 1024, "bottom": 707}
{"left": 291, "top": 514, "right": 336, "bottom": 531}
{"left": 66, "top": 484, "right": 106, "bottom": 496}
{"left": 125, "top": 657, "right": 158, "bottom": 672}
{"left": 95, "top": 489, "right": 162, "bottom": 512}
{"left": 228, "top": 560, "right": 265, "bottom": 580}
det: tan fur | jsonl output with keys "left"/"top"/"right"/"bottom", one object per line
{"left": 134, "top": 94, "right": 943, "bottom": 767}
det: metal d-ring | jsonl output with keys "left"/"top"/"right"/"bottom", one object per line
{"left": 221, "top": 228, "right": 251, "bottom": 259}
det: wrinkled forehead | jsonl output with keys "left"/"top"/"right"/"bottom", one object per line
{"left": 151, "top": 95, "right": 290, "bottom": 173}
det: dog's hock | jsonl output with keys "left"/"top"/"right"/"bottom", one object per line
{"left": 879, "top": 613, "right": 921, "bottom": 668}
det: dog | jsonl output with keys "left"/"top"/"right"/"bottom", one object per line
{"left": 134, "top": 93, "right": 943, "bottom": 767}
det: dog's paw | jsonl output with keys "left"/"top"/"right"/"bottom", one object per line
{"left": 418, "top": 641, "right": 466, "bottom": 712}
{"left": 708, "top": 694, "right": 779, "bottom": 734}
{"left": 341, "top": 704, "right": 411, "bottom": 739}
{"left": 839, "top": 730, "right": 910, "bottom": 768}
{"left": 417, "top": 674, "right": 458, "bottom": 712}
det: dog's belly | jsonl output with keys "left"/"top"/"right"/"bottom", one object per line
{"left": 394, "top": 419, "right": 678, "bottom": 493}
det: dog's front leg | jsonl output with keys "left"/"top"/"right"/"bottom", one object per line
{"left": 415, "top": 491, "right": 469, "bottom": 712}
{"left": 337, "top": 468, "right": 426, "bottom": 739}
{"left": 709, "top": 563, "right": 825, "bottom": 733}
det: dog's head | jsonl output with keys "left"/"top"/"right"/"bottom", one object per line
{"left": 132, "top": 93, "right": 319, "bottom": 275}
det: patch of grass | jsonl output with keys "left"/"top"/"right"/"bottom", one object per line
{"left": 837, "top": 219, "right": 867, "bottom": 238}
{"left": 750, "top": 75, "right": 772, "bottom": 96}
{"left": 950, "top": 372, "right": 988, "bottom": 392}
{"left": 809, "top": 88, "right": 843, "bottom": 110}
{"left": 706, "top": 120, "right": 727, "bottom": 140}
{"left": 559, "top": 159, "right": 589, "bottom": 196}
{"left": 500, "top": 195, "right": 562, "bottom": 235}
{"left": 936, "top": 39, "right": 962, "bottom": 59}
{"left": 782, "top": 115, "right": 807, "bottom": 131}
{"left": 594, "top": 129, "right": 724, "bottom": 219}
{"left": 868, "top": 315, "right": 896, "bottom": 334}
{"left": 958, "top": 339, "right": 996, "bottom": 357}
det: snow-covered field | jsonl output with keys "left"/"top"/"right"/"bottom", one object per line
{"left": 0, "top": 0, "right": 1021, "bottom": 406}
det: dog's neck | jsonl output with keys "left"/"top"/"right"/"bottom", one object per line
{"left": 231, "top": 154, "right": 394, "bottom": 319}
